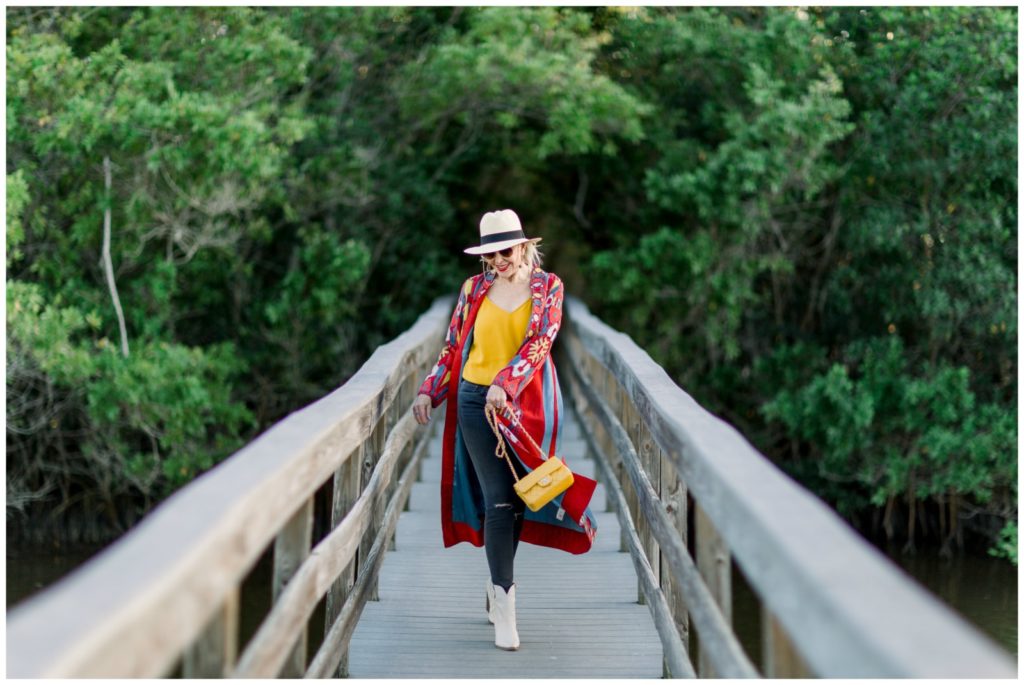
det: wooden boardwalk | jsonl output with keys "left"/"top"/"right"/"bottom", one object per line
{"left": 8, "top": 298, "right": 1016, "bottom": 680}
{"left": 348, "top": 408, "right": 664, "bottom": 678}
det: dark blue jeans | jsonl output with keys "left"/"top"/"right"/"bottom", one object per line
{"left": 457, "top": 379, "right": 527, "bottom": 591}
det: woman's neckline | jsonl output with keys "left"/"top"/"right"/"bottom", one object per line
{"left": 484, "top": 294, "right": 532, "bottom": 314}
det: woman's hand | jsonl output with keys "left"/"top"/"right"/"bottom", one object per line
{"left": 485, "top": 384, "right": 508, "bottom": 411}
{"left": 412, "top": 393, "right": 432, "bottom": 425}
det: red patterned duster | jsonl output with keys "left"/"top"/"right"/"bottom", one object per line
{"left": 418, "top": 267, "right": 598, "bottom": 553}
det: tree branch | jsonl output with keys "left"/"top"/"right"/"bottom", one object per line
{"left": 102, "top": 156, "right": 130, "bottom": 357}
{"left": 573, "top": 167, "right": 591, "bottom": 229}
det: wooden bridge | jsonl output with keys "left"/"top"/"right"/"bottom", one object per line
{"left": 7, "top": 298, "right": 1016, "bottom": 678}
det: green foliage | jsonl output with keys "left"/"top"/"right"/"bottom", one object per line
{"left": 7, "top": 7, "right": 309, "bottom": 536}
{"left": 989, "top": 521, "right": 1017, "bottom": 565}
{"left": 581, "top": 6, "right": 1016, "bottom": 552}
{"left": 398, "top": 7, "right": 648, "bottom": 160}
{"left": 591, "top": 8, "right": 855, "bottom": 379}
{"left": 259, "top": 229, "right": 372, "bottom": 400}
{"left": 6, "top": 170, "right": 28, "bottom": 263}
{"left": 6, "top": 7, "right": 1016, "bottom": 558}
{"left": 7, "top": 281, "right": 252, "bottom": 530}
{"left": 761, "top": 336, "right": 1016, "bottom": 519}
{"left": 6, "top": 6, "right": 657, "bottom": 540}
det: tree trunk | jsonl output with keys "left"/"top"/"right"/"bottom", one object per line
{"left": 102, "top": 155, "right": 130, "bottom": 357}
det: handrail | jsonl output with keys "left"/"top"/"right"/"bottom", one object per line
{"left": 569, "top": 370, "right": 698, "bottom": 678}
{"left": 8, "top": 292, "right": 1015, "bottom": 679}
{"left": 564, "top": 351, "right": 754, "bottom": 678}
{"left": 7, "top": 297, "right": 452, "bottom": 678}
{"left": 562, "top": 296, "right": 1016, "bottom": 678}
{"left": 304, "top": 425, "right": 428, "bottom": 678}
{"left": 231, "top": 412, "right": 421, "bottom": 677}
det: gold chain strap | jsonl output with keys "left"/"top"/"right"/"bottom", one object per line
{"left": 485, "top": 404, "right": 521, "bottom": 484}
{"left": 485, "top": 403, "right": 555, "bottom": 481}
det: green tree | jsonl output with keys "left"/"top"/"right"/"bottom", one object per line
{"left": 581, "top": 7, "right": 1016, "bottom": 559}
{"left": 6, "top": 7, "right": 1015, "bottom": 563}
{"left": 6, "top": 7, "right": 304, "bottom": 538}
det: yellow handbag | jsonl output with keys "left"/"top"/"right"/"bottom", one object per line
{"left": 486, "top": 405, "right": 574, "bottom": 512}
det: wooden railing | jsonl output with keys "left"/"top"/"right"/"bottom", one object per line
{"left": 560, "top": 296, "right": 1016, "bottom": 678}
{"left": 6, "top": 298, "right": 451, "bottom": 678}
{"left": 8, "top": 295, "right": 1017, "bottom": 679}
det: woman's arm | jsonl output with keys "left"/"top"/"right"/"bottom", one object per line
{"left": 491, "top": 273, "right": 563, "bottom": 403}
{"left": 418, "top": 277, "right": 475, "bottom": 408}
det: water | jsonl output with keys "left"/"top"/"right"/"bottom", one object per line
{"left": 729, "top": 546, "right": 1017, "bottom": 671}
{"left": 6, "top": 543, "right": 110, "bottom": 609}
{"left": 881, "top": 545, "right": 1018, "bottom": 655}
{"left": 7, "top": 543, "right": 326, "bottom": 677}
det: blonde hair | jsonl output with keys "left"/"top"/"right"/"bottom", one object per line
{"left": 482, "top": 240, "right": 544, "bottom": 274}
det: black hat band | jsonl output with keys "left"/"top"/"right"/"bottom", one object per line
{"left": 480, "top": 230, "right": 526, "bottom": 245}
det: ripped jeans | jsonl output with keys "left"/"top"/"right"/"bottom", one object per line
{"left": 457, "top": 379, "right": 527, "bottom": 591}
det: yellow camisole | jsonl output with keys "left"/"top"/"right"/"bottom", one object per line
{"left": 461, "top": 295, "right": 531, "bottom": 386}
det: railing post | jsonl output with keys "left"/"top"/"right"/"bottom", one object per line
{"left": 389, "top": 376, "right": 414, "bottom": 548}
{"left": 595, "top": 362, "right": 629, "bottom": 556}
{"left": 359, "top": 433, "right": 376, "bottom": 603}
{"left": 325, "top": 442, "right": 364, "bottom": 678}
{"left": 620, "top": 396, "right": 646, "bottom": 605}
{"left": 660, "top": 447, "right": 690, "bottom": 676}
{"left": 403, "top": 372, "right": 418, "bottom": 510}
{"left": 386, "top": 394, "right": 397, "bottom": 552}
{"left": 413, "top": 363, "right": 429, "bottom": 486}
{"left": 273, "top": 498, "right": 313, "bottom": 677}
{"left": 696, "top": 503, "right": 731, "bottom": 678}
{"left": 360, "top": 419, "right": 385, "bottom": 602}
{"left": 182, "top": 586, "right": 239, "bottom": 677}
{"left": 567, "top": 351, "right": 609, "bottom": 514}
{"left": 612, "top": 437, "right": 629, "bottom": 554}
{"left": 598, "top": 425, "right": 615, "bottom": 514}
{"left": 634, "top": 406, "right": 661, "bottom": 608}
{"left": 763, "top": 607, "right": 812, "bottom": 677}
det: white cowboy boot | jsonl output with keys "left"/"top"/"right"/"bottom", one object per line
{"left": 491, "top": 583, "right": 520, "bottom": 651}
{"left": 486, "top": 578, "right": 496, "bottom": 624}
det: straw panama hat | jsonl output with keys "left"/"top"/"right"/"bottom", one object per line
{"left": 464, "top": 209, "right": 541, "bottom": 255}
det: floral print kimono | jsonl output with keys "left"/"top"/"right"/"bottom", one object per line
{"left": 419, "top": 267, "right": 598, "bottom": 553}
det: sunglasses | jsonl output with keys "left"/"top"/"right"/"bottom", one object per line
{"left": 482, "top": 246, "right": 516, "bottom": 260}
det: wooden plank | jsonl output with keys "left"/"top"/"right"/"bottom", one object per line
{"left": 347, "top": 412, "right": 666, "bottom": 679}
{"left": 324, "top": 441, "right": 363, "bottom": 678}
{"left": 6, "top": 298, "right": 453, "bottom": 679}
{"left": 360, "top": 423, "right": 381, "bottom": 602}
{"left": 564, "top": 297, "right": 1015, "bottom": 678}
{"left": 565, "top": 347, "right": 755, "bottom": 678}
{"left": 660, "top": 449, "right": 691, "bottom": 659}
{"left": 272, "top": 498, "right": 313, "bottom": 677}
{"left": 620, "top": 397, "right": 647, "bottom": 606}
{"left": 232, "top": 412, "right": 425, "bottom": 678}
{"left": 567, "top": 394, "right": 695, "bottom": 679}
{"left": 306, "top": 427, "right": 429, "bottom": 678}
{"left": 386, "top": 381, "right": 405, "bottom": 548}
{"left": 763, "top": 606, "right": 813, "bottom": 677}
{"left": 181, "top": 587, "right": 238, "bottom": 677}
{"left": 695, "top": 504, "right": 732, "bottom": 678}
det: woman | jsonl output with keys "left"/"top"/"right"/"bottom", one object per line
{"left": 412, "top": 209, "right": 597, "bottom": 651}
